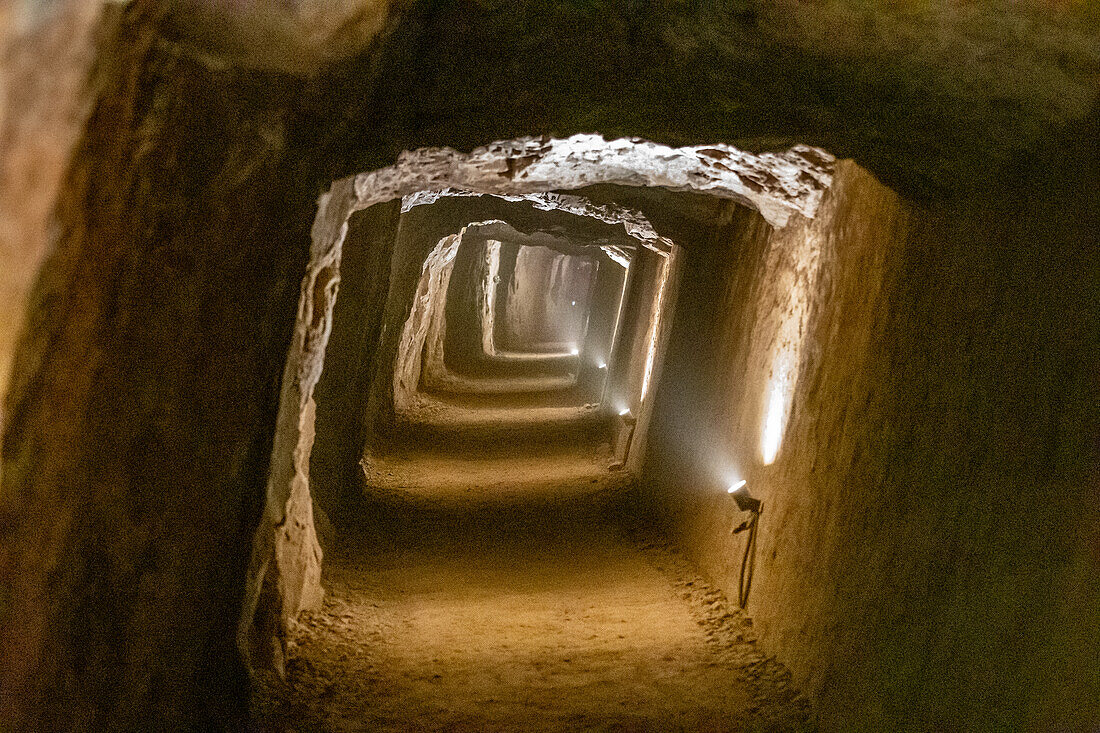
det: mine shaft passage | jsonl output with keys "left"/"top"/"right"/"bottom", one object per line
{"left": 5, "top": 4, "right": 1098, "bottom": 729}
{"left": 250, "top": 136, "right": 838, "bottom": 731}
{"left": 366, "top": 191, "right": 678, "bottom": 485}
{"left": 255, "top": 186, "right": 806, "bottom": 730}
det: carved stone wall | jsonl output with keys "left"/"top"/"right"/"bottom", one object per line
{"left": 0, "top": 0, "right": 1094, "bottom": 728}
{"left": 644, "top": 154, "right": 1100, "bottom": 730}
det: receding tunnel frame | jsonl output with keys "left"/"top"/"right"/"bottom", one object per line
{"left": 424, "top": 236, "right": 608, "bottom": 396}
{"left": 239, "top": 134, "right": 836, "bottom": 674}
{"left": 425, "top": 218, "right": 633, "bottom": 392}
{"left": 379, "top": 194, "right": 666, "bottom": 448}
{"left": 477, "top": 238, "right": 598, "bottom": 363}
{"left": 415, "top": 199, "right": 643, "bottom": 405}
{"left": 386, "top": 216, "right": 611, "bottom": 425}
{"left": 494, "top": 242, "right": 598, "bottom": 358}
{"left": 423, "top": 236, "right": 584, "bottom": 396}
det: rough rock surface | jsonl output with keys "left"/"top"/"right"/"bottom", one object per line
{"left": 0, "top": 0, "right": 1095, "bottom": 730}
{"left": 645, "top": 157, "right": 1100, "bottom": 731}
{"left": 165, "top": 0, "right": 397, "bottom": 74}
{"left": 250, "top": 136, "right": 834, "bottom": 632}
{"left": 1, "top": 3, "right": 321, "bottom": 729}
{"left": 404, "top": 189, "right": 669, "bottom": 247}
{"left": 0, "top": 0, "right": 108, "bottom": 427}
{"left": 253, "top": 489, "right": 812, "bottom": 732}
{"left": 356, "top": 135, "right": 834, "bottom": 229}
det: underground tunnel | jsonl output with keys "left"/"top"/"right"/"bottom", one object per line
{"left": 1, "top": 2, "right": 1098, "bottom": 731}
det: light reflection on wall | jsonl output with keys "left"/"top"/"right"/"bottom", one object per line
{"left": 757, "top": 229, "right": 822, "bottom": 465}
{"left": 760, "top": 322, "right": 800, "bottom": 465}
{"left": 640, "top": 254, "right": 671, "bottom": 402}
{"left": 480, "top": 240, "right": 502, "bottom": 356}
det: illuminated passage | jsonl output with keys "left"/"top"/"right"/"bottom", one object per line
{"left": 251, "top": 137, "right": 846, "bottom": 731}
{"left": 360, "top": 190, "right": 682, "bottom": 493}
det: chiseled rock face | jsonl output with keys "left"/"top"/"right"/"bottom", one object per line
{"left": 165, "top": 0, "right": 396, "bottom": 74}
{"left": 353, "top": 135, "right": 835, "bottom": 229}
{"left": 1, "top": 3, "right": 321, "bottom": 729}
{"left": 0, "top": 0, "right": 108, "bottom": 425}
{"left": 644, "top": 155, "right": 1100, "bottom": 731}
{"left": 0, "top": 0, "right": 1095, "bottom": 730}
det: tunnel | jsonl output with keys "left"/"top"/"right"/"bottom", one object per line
{"left": 1, "top": 2, "right": 1098, "bottom": 732}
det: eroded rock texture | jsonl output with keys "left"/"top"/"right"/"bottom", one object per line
{"left": 349, "top": 135, "right": 833, "bottom": 228}
{"left": 0, "top": 0, "right": 108, "bottom": 422}
{"left": 0, "top": 0, "right": 1096, "bottom": 730}
{"left": 644, "top": 150, "right": 1100, "bottom": 730}
{"left": 1, "top": 3, "right": 317, "bottom": 729}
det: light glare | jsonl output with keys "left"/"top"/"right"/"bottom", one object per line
{"left": 761, "top": 369, "right": 792, "bottom": 465}
{"left": 640, "top": 256, "right": 672, "bottom": 402}
{"left": 754, "top": 230, "right": 821, "bottom": 466}
{"left": 728, "top": 479, "right": 747, "bottom": 493}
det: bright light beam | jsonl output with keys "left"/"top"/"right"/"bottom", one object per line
{"left": 757, "top": 229, "right": 822, "bottom": 465}
{"left": 761, "top": 355, "right": 794, "bottom": 465}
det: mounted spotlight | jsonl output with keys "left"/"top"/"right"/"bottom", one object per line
{"left": 727, "top": 479, "right": 762, "bottom": 610}
{"left": 728, "top": 480, "right": 762, "bottom": 514}
{"left": 609, "top": 406, "right": 637, "bottom": 471}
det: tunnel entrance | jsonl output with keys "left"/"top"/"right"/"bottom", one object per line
{"left": 358, "top": 191, "right": 680, "bottom": 505}
{"left": 245, "top": 134, "right": 833, "bottom": 729}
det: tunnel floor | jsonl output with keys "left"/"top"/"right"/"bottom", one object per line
{"left": 252, "top": 482, "right": 812, "bottom": 731}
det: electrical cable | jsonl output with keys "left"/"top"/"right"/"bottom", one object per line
{"left": 733, "top": 508, "right": 760, "bottom": 609}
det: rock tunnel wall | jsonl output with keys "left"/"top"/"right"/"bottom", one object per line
{"left": 498, "top": 246, "right": 594, "bottom": 354}
{"left": 309, "top": 202, "right": 400, "bottom": 530}
{"left": 643, "top": 158, "right": 1100, "bottom": 730}
{"left": 0, "top": 0, "right": 112, "bottom": 433}
{"left": 0, "top": 4, "right": 319, "bottom": 727}
{"left": 0, "top": 0, "right": 1096, "bottom": 729}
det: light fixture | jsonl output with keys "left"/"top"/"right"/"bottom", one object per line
{"left": 597, "top": 362, "right": 607, "bottom": 370}
{"left": 728, "top": 480, "right": 761, "bottom": 514}
{"left": 727, "top": 478, "right": 762, "bottom": 610}
{"left": 610, "top": 405, "right": 637, "bottom": 471}
{"left": 570, "top": 346, "right": 580, "bottom": 356}
{"left": 726, "top": 473, "right": 761, "bottom": 603}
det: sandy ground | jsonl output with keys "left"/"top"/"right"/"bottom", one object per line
{"left": 362, "top": 438, "right": 629, "bottom": 503}
{"left": 252, "top": 475, "right": 812, "bottom": 732}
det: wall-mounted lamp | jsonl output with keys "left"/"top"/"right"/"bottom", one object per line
{"left": 570, "top": 346, "right": 580, "bottom": 356}
{"left": 727, "top": 479, "right": 761, "bottom": 610}
{"left": 728, "top": 480, "right": 762, "bottom": 514}
{"left": 609, "top": 407, "right": 637, "bottom": 471}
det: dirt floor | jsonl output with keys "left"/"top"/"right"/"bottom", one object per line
{"left": 252, "top": 470, "right": 812, "bottom": 732}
